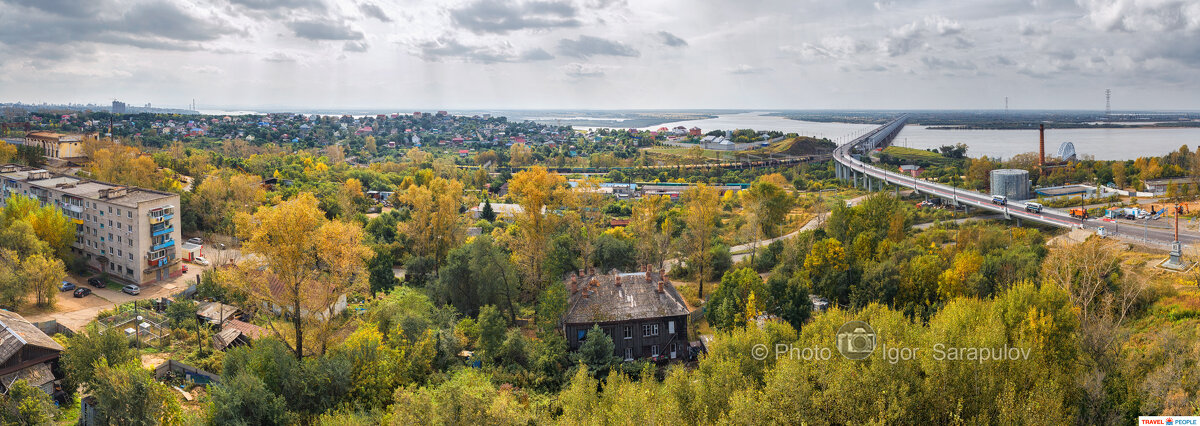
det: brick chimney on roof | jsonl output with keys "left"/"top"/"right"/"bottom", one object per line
{"left": 614, "top": 275, "right": 622, "bottom": 287}
{"left": 569, "top": 276, "right": 578, "bottom": 294}
{"left": 656, "top": 279, "right": 664, "bottom": 293}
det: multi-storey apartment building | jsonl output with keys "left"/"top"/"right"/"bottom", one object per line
{"left": 0, "top": 164, "right": 182, "bottom": 284}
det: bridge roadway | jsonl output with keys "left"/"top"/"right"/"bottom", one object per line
{"left": 832, "top": 115, "right": 1200, "bottom": 246}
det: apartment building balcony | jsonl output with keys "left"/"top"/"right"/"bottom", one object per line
{"left": 151, "top": 239, "right": 175, "bottom": 251}
{"left": 151, "top": 225, "right": 174, "bottom": 237}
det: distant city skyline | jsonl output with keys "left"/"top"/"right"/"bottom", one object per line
{"left": 1, "top": 0, "right": 1198, "bottom": 111}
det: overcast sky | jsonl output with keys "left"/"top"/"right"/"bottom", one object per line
{"left": 1, "top": 0, "right": 1198, "bottom": 111}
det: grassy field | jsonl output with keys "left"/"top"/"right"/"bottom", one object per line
{"left": 880, "top": 146, "right": 962, "bottom": 166}
{"left": 644, "top": 146, "right": 737, "bottom": 162}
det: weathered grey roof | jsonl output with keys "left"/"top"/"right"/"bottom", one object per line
{"left": 212, "top": 328, "right": 242, "bottom": 351}
{"left": 0, "top": 362, "right": 54, "bottom": 389}
{"left": 563, "top": 271, "right": 691, "bottom": 324}
{"left": 196, "top": 302, "right": 238, "bottom": 324}
{"left": 0, "top": 310, "right": 64, "bottom": 363}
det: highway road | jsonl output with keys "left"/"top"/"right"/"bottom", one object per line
{"left": 833, "top": 116, "right": 1200, "bottom": 247}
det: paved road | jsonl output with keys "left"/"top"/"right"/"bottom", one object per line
{"left": 23, "top": 243, "right": 246, "bottom": 331}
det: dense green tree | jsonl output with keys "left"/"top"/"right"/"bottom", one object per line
{"left": 206, "top": 372, "right": 290, "bottom": 426}
{"left": 90, "top": 361, "right": 182, "bottom": 426}
{"left": 572, "top": 325, "right": 616, "bottom": 375}
{"left": 61, "top": 326, "right": 136, "bottom": 396}
{"left": 431, "top": 236, "right": 518, "bottom": 319}
{"left": 367, "top": 248, "right": 399, "bottom": 295}
{"left": 0, "top": 379, "right": 59, "bottom": 425}
{"left": 477, "top": 305, "right": 507, "bottom": 364}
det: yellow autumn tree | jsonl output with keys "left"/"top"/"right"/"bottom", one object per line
{"left": 194, "top": 170, "right": 266, "bottom": 232}
{"left": 397, "top": 177, "right": 464, "bottom": 269}
{"left": 509, "top": 143, "right": 533, "bottom": 167}
{"left": 567, "top": 177, "right": 608, "bottom": 269}
{"left": 508, "top": 167, "right": 566, "bottom": 289}
{"left": 682, "top": 184, "right": 720, "bottom": 298}
{"left": 629, "top": 194, "right": 669, "bottom": 268}
{"left": 233, "top": 193, "right": 371, "bottom": 359}
{"left": 937, "top": 250, "right": 984, "bottom": 299}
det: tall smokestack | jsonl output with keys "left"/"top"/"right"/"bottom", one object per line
{"left": 1039, "top": 124, "right": 1045, "bottom": 168}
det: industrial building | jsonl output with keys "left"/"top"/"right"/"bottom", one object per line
{"left": 0, "top": 164, "right": 182, "bottom": 284}
{"left": 990, "top": 169, "right": 1031, "bottom": 200}
{"left": 22, "top": 132, "right": 83, "bottom": 159}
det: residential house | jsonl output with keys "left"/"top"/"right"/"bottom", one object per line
{"left": 562, "top": 269, "right": 692, "bottom": 361}
{"left": 0, "top": 310, "right": 65, "bottom": 395}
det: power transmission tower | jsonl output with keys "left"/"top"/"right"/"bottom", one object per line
{"left": 1005, "top": 96, "right": 1009, "bottom": 114}
{"left": 1105, "top": 89, "right": 1111, "bottom": 120}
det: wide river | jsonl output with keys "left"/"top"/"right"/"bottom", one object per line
{"left": 637, "top": 112, "right": 876, "bottom": 143}
{"left": 634, "top": 112, "right": 1200, "bottom": 161}
{"left": 894, "top": 125, "right": 1200, "bottom": 161}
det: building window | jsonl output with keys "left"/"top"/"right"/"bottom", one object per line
{"left": 670, "top": 343, "right": 678, "bottom": 359}
{"left": 624, "top": 347, "right": 633, "bottom": 360}
{"left": 668, "top": 321, "right": 675, "bottom": 334}
{"left": 651, "top": 345, "right": 659, "bottom": 356}
{"left": 577, "top": 329, "right": 587, "bottom": 342}
{"left": 642, "top": 324, "right": 659, "bottom": 337}
{"left": 623, "top": 326, "right": 632, "bottom": 340}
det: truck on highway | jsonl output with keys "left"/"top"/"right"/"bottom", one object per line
{"left": 1024, "top": 202, "right": 1043, "bottom": 213}
{"left": 1069, "top": 208, "right": 1089, "bottom": 219}
{"left": 991, "top": 195, "right": 1007, "bottom": 206}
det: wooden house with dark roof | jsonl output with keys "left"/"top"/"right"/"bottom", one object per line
{"left": 563, "top": 268, "right": 693, "bottom": 361}
{"left": 0, "top": 310, "right": 64, "bottom": 395}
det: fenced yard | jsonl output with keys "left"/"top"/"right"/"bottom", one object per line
{"left": 97, "top": 308, "right": 169, "bottom": 346}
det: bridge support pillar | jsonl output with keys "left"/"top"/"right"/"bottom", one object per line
{"left": 1015, "top": 218, "right": 1022, "bottom": 227}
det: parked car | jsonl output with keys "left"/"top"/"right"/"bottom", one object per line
{"left": 122, "top": 285, "right": 140, "bottom": 295}
{"left": 193, "top": 256, "right": 210, "bottom": 266}
{"left": 73, "top": 288, "right": 92, "bottom": 298}
{"left": 88, "top": 277, "right": 104, "bottom": 287}
{"left": 59, "top": 281, "right": 75, "bottom": 292}
{"left": 187, "top": 237, "right": 203, "bottom": 245}
{"left": 182, "top": 265, "right": 188, "bottom": 274}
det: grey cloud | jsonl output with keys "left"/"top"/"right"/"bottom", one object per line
{"left": 414, "top": 37, "right": 553, "bottom": 63}
{"left": 880, "top": 15, "right": 968, "bottom": 57}
{"left": 726, "top": 64, "right": 769, "bottom": 75}
{"left": 520, "top": 48, "right": 555, "bottom": 61}
{"left": 786, "top": 36, "right": 871, "bottom": 61}
{"left": 344, "top": 40, "right": 369, "bottom": 52}
{"left": 119, "top": 2, "right": 233, "bottom": 42}
{"left": 557, "top": 35, "right": 638, "bottom": 58}
{"left": 0, "top": 0, "right": 236, "bottom": 53}
{"left": 993, "top": 55, "right": 1016, "bottom": 66}
{"left": 449, "top": 0, "right": 581, "bottom": 34}
{"left": 264, "top": 52, "right": 297, "bottom": 63}
{"left": 921, "top": 56, "right": 977, "bottom": 71}
{"left": 288, "top": 20, "right": 364, "bottom": 41}
{"left": 230, "top": 0, "right": 326, "bottom": 12}
{"left": 359, "top": 2, "right": 392, "bottom": 22}
{"left": 563, "top": 62, "right": 606, "bottom": 78}
{"left": 4, "top": 0, "right": 104, "bottom": 18}
{"left": 658, "top": 31, "right": 687, "bottom": 47}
